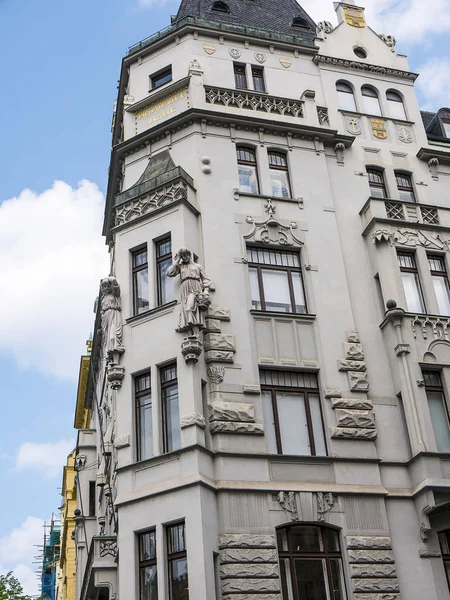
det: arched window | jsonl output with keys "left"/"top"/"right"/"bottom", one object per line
{"left": 395, "top": 171, "right": 415, "bottom": 202}
{"left": 236, "top": 146, "right": 259, "bottom": 194}
{"left": 362, "top": 86, "right": 382, "bottom": 116}
{"left": 336, "top": 82, "right": 356, "bottom": 112}
{"left": 367, "top": 168, "right": 387, "bottom": 198}
{"left": 277, "top": 525, "right": 348, "bottom": 600}
{"left": 387, "top": 90, "right": 407, "bottom": 120}
{"left": 212, "top": 1, "right": 229, "bottom": 12}
{"left": 268, "top": 151, "right": 291, "bottom": 198}
{"left": 292, "top": 17, "right": 309, "bottom": 28}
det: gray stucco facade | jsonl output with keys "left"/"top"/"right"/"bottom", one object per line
{"left": 74, "top": 2, "right": 450, "bottom": 599}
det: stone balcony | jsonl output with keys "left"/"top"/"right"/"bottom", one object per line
{"left": 80, "top": 536, "right": 118, "bottom": 600}
{"left": 360, "top": 196, "right": 450, "bottom": 231}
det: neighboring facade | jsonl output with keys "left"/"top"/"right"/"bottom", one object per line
{"left": 56, "top": 450, "right": 77, "bottom": 600}
{"left": 74, "top": 1, "right": 450, "bottom": 599}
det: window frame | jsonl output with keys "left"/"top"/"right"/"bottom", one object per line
{"left": 443, "top": 121, "right": 450, "bottom": 138}
{"left": 277, "top": 524, "right": 347, "bottom": 600}
{"left": 423, "top": 370, "right": 450, "bottom": 452}
{"left": 361, "top": 85, "right": 382, "bottom": 116}
{"left": 251, "top": 65, "right": 266, "bottom": 92}
{"left": 233, "top": 63, "right": 248, "bottom": 89}
{"left": 386, "top": 90, "right": 407, "bottom": 120}
{"left": 395, "top": 171, "right": 416, "bottom": 202}
{"left": 132, "top": 245, "right": 150, "bottom": 316}
{"left": 268, "top": 150, "right": 292, "bottom": 198}
{"left": 150, "top": 66, "right": 173, "bottom": 91}
{"left": 261, "top": 370, "right": 327, "bottom": 456}
{"left": 167, "top": 521, "right": 189, "bottom": 600}
{"left": 397, "top": 251, "right": 426, "bottom": 314}
{"left": 428, "top": 254, "right": 450, "bottom": 316}
{"left": 161, "top": 363, "right": 180, "bottom": 454}
{"left": 211, "top": 0, "right": 230, "bottom": 12}
{"left": 336, "top": 81, "right": 357, "bottom": 112}
{"left": 236, "top": 145, "right": 260, "bottom": 194}
{"left": 248, "top": 247, "right": 307, "bottom": 315}
{"left": 366, "top": 167, "right": 388, "bottom": 198}
{"left": 139, "top": 529, "right": 158, "bottom": 600}
{"left": 135, "top": 370, "right": 153, "bottom": 462}
{"left": 155, "top": 236, "right": 174, "bottom": 307}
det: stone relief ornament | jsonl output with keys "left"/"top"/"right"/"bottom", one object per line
{"left": 346, "top": 116, "right": 362, "bottom": 135}
{"left": 99, "top": 539, "right": 118, "bottom": 558}
{"left": 244, "top": 200, "right": 303, "bottom": 247}
{"left": 316, "top": 21, "right": 334, "bottom": 35}
{"left": 279, "top": 57, "right": 292, "bottom": 69}
{"left": 188, "top": 58, "right": 203, "bottom": 76}
{"left": 203, "top": 43, "right": 216, "bottom": 55}
{"left": 343, "top": 5, "right": 365, "bottom": 27}
{"left": 100, "top": 277, "right": 125, "bottom": 364}
{"left": 317, "top": 492, "right": 335, "bottom": 522}
{"left": 379, "top": 34, "right": 397, "bottom": 50}
{"left": 180, "top": 413, "right": 206, "bottom": 429}
{"left": 371, "top": 118, "right": 388, "bottom": 140}
{"left": 398, "top": 125, "right": 413, "bottom": 144}
{"left": 229, "top": 48, "right": 241, "bottom": 59}
{"left": 254, "top": 52, "right": 266, "bottom": 64}
{"left": 372, "top": 228, "right": 448, "bottom": 251}
{"left": 207, "top": 365, "right": 226, "bottom": 384}
{"left": 317, "top": 107, "right": 330, "bottom": 126}
{"left": 277, "top": 491, "right": 299, "bottom": 521}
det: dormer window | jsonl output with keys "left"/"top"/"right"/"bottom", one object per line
{"left": 212, "top": 1, "right": 230, "bottom": 12}
{"left": 443, "top": 121, "right": 450, "bottom": 138}
{"left": 291, "top": 17, "right": 309, "bottom": 28}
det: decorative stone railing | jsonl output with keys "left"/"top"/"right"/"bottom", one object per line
{"left": 411, "top": 314, "right": 450, "bottom": 340}
{"left": 384, "top": 200, "right": 439, "bottom": 225}
{"left": 360, "top": 197, "right": 450, "bottom": 232}
{"left": 205, "top": 86, "right": 304, "bottom": 118}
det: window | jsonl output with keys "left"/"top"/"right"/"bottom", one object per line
{"left": 336, "top": 82, "right": 356, "bottom": 112}
{"left": 248, "top": 248, "right": 306, "bottom": 314}
{"left": 268, "top": 151, "right": 291, "bottom": 198}
{"left": 161, "top": 364, "right": 180, "bottom": 453}
{"left": 361, "top": 86, "right": 382, "bottom": 116}
{"left": 139, "top": 530, "right": 158, "bottom": 600}
{"left": 233, "top": 63, "right": 247, "bottom": 89}
{"left": 292, "top": 17, "right": 309, "bottom": 28}
{"left": 236, "top": 146, "right": 259, "bottom": 194}
{"left": 443, "top": 122, "right": 450, "bottom": 138}
{"left": 156, "top": 237, "right": 175, "bottom": 306}
{"left": 167, "top": 522, "right": 189, "bottom": 600}
{"left": 212, "top": 0, "right": 229, "bottom": 11}
{"left": 151, "top": 66, "right": 172, "bottom": 90}
{"left": 133, "top": 247, "right": 150, "bottom": 315}
{"left": 429, "top": 255, "right": 450, "bottom": 315}
{"left": 367, "top": 168, "right": 387, "bottom": 198}
{"left": 136, "top": 371, "right": 153, "bottom": 461}
{"left": 398, "top": 252, "right": 425, "bottom": 313}
{"left": 354, "top": 46, "right": 367, "bottom": 59}
{"left": 395, "top": 172, "right": 415, "bottom": 202}
{"left": 261, "top": 370, "right": 326, "bottom": 456}
{"left": 439, "top": 530, "right": 450, "bottom": 591}
{"left": 386, "top": 90, "right": 407, "bottom": 120}
{"left": 423, "top": 371, "right": 450, "bottom": 452}
{"left": 277, "top": 525, "right": 347, "bottom": 600}
{"left": 89, "top": 481, "right": 96, "bottom": 517}
{"left": 252, "top": 66, "right": 266, "bottom": 92}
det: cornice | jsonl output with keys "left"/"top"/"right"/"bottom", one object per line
{"left": 313, "top": 54, "right": 418, "bottom": 82}
{"left": 417, "top": 146, "right": 450, "bottom": 164}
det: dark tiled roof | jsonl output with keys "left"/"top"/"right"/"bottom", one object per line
{"left": 174, "top": 0, "right": 317, "bottom": 46}
{"left": 421, "top": 110, "right": 435, "bottom": 130}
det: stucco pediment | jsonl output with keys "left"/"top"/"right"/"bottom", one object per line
{"left": 244, "top": 200, "right": 303, "bottom": 248}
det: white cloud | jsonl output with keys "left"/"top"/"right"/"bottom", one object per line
{"left": 0, "top": 180, "right": 109, "bottom": 379}
{"left": 15, "top": 439, "right": 75, "bottom": 478}
{"left": 416, "top": 57, "right": 450, "bottom": 110}
{"left": 0, "top": 517, "right": 45, "bottom": 597}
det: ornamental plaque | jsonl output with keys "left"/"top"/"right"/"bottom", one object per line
{"left": 343, "top": 5, "right": 365, "bottom": 28}
{"left": 279, "top": 57, "right": 292, "bottom": 69}
{"left": 371, "top": 118, "right": 388, "bottom": 140}
{"left": 346, "top": 116, "right": 362, "bottom": 135}
{"left": 203, "top": 43, "right": 216, "bottom": 55}
{"left": 398, "top": 125, "right": 413, "bottom": 144}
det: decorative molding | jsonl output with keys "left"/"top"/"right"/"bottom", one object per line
{"left": 244, "top": 200, "right": 303, "bottom": 247}
{"left": 344, "top": 343, "right": 365, "bottom": 360}
{"left": 222, "top": 579, "right": 280, "bottom": 594}
{"left": 335, "top": 142, "right": 345, "bottom": 165}
{"left": 336, "top": 409, "right": 375, "bottom": 429}
{"left": 204, "top": 333, "right": 236, "bottom": 352}
{"left": 331, "top": 398, "right": 373, "bottom": 410}
{"left": 75, "top": 454, "right": 87, "bottom": 471}
{"left": 348, "top": 549, "right": 395, "bottom": 563}
{"left": 254, "top": 52, "right": 266, "bottom": 64}
{"left": 316, "top": 21, "right": 334, "bottom": 35}
{"left": 229, "top": 48, "right": 241, "bottom": 59}
{"left": 207, "top": 365, "right": 226, "bottom": 384}
{"left": 99, "top": 539, "right": 118, "bottom": 558}
{"left": 325, "top": 389, "right": 342, "bottom": 399}
{"left": 338, "top": 359, "right": 367, "bottom": 372}
{"left": 188, "top": 58, "right": 203, "bottom": 76}
{"left": 313, "top": 54, "right": 418, "bottom": 81}
{"left": 205, "top": 86, "right": 304, "bottom": 118}
{"left": 348, "top": 371, "right": 370, "bottom": 392}
{"left": 115, "top": 180, "right": 188, "bottom": 227}
{"left": 317, "top": 492, "right": 335, "bottom": 522}
{"left": 317, "top": 107, "right": 330, "bottom": 126}
{"left": 331, "top": 427, "right": 377, "bottom": 440}
{"left": 180, "top": 413, "right": 206, "bottom": 429}
{"left": 277, "top": 491, "right": 299, "bottom": 521}
{"left": 205, "top": 350, "right": 235, "bottom": 363}
{"left": 379, "top": 34, "right": 396, "bottom": 49}
{"left": 219, "top": 534, "right": 276, "bottom": 549}
{"left": 220, "top": 563, "right": 278, "bottom": 578}
{"left": 412, "top": 316, "right": 450, "bottom": 340}
{"left": 181, "top": 335, "right": 203, "bottom": 364}
{"left": 347, "top": 331, "right": 361, "bottom": 343}
{"left": 209, "top": 401, "right": 256, "bottom": 423}
{"left": 347, "top": 537, "right": 392, "bottom": 549}
{"left": 346, "top": 116, "right": 362, "bottom": 135}
{"left": 350, "top": 564, "right": 396, "bottom": 578}
{"left": 114, "top": 435, "right": 130, "bottom": 449}
{"left": 372, "top": 228, "right": 448, "bottom": 251}
{"left": 107, "top": 365, "right": 125, "bottom": 390}
{"left": 209, "top": 421, "right": 264, "bottom": 434}
{"left": 397, "top": 125, "right": 413, "bottom": 144}
{"left": 219, "top": 547, "right": 278, "bottom": 564}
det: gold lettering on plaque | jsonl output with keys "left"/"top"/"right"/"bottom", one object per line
{"left": 343, "top": 5, "right": 365, "bottom": 28}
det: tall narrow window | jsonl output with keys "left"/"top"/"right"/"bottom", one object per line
{"left": 139, "top": 530, "right": 158, "bottom": 600}
{"left": 252, "top": 66, "right": 265, "bottom": 92}
{"left": 236, "top": 146, "right": 259, "bottom": 194}
{"left": 248, "top": 248, "right": 307, "bottom": 314}
{"left": 234, "top": 63, "right": 247, "bottom": 89}
{"left": 167, "top": 522, "right": 189, "bottom": 600}
{"left": 423, "top": 371, "right": 450, "bottom": 452}
{"left": 277, "top": 525, "right": 347, "bottom": 600}
{"left": 398, "top": 252, "right": 425, "bottom": 313}
{"left": 386, "top": 90, "right": 407, "bottom": 120}
{"left": 89, "top": 481, "right": 96, "bottom": 517}
{"left": 361, "top": 86, "right": 382, "bottom": 116}
{"left": 136, "top": 371, "right": 153, "bottom": 461}
{"left": 367, "top": 168, "right": 387, "bottom": 198}
{"left": 261, "top": 370, "right": 327, "bottom": 456}
{"left": 161, "top": 364, "right": 180, "bottom": 453}
{"left": 156, "top": 237, "right": 175, "bottom": 306}
{"left": 429, "top": 255, "right": 450, "bottom": 315}
{"left": 439, "top": 530, "right": 450, "bottom": 591}
{"left": 395, "top": 172, "right": 415, "bottom": 202}
{"left": 133, "top": 247, "right": 150, "bottom": 315}
{"left": 336, "top": 82, "right": 357, "bottom": 112}
{"left": 268, "top": 151, "right": 292, "bottom": 198}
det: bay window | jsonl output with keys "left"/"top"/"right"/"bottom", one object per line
{"left": 398, "top": 252, "right": 425, "bottom": 313}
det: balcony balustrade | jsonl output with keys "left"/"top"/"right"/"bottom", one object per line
{"left": 205, "top": 86, "right": 305, "bottom": 119}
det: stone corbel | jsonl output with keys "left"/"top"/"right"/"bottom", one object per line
{"left": 416, "top": 489, "right": 436, "bottom": 543}
{"left": 429, "top": 157, "right": 439, "bottom": 180}
{"left": 107, "top": 365, "right": 125, "bottom": 390}
{"left": 335, "top": 142, "right": 345, "bottom": 165}
{"left": 278, "top": 491, "right": 299, "bottom": 521}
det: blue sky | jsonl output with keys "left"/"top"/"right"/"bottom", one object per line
{"left": 0, "top": 0, "right": 448, "bottom": 594}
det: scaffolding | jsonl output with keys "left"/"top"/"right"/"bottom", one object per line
{"left": 34, "top": 515, "right": 61, "bottom": 600}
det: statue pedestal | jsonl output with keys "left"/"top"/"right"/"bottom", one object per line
{"left": 107, "top": 365, "right": 125, "bottom": 390}
{"left": 181, "top": 336, "right": 203, "bottom": 364}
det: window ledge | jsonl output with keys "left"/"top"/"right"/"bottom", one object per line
{"left": 234, "top": 189, "right": 301, "bottom": 204}
{"left": 251, "top": 310, "right": 316, "bottom": 321}
{"left": 338, "top": 109, "right": 414, "bottom": 125}
{"left": 126, "top": 300, "right": 177, "bottom": 325}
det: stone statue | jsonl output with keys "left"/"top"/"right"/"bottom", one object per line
{"left": 100, "top": 277, "right": 125, "bottom": 363}
{"left": 167, "top": 248, "right": 211, "bottom": 336}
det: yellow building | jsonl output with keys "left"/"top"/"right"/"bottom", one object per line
{"left": 57, "top": 354, "right": 92, "bottom": 600}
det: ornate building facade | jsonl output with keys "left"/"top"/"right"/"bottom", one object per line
{"left": 74, "top": 1, "right": 450, "bottom": 599}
